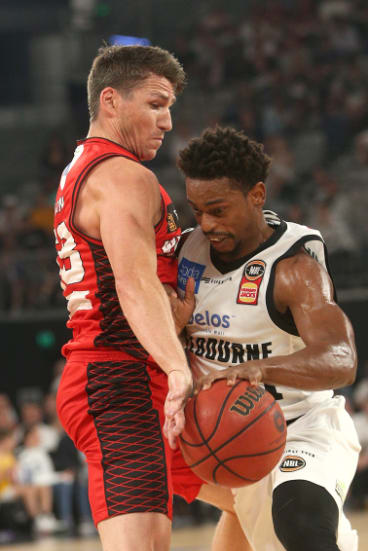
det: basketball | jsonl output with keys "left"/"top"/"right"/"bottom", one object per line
{"left": 179, "top": 379, "right": 286, "bottom": 487}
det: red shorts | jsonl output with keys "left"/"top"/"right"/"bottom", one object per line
{"left": 56, "top": 350, "right": 203, "bottom": 526}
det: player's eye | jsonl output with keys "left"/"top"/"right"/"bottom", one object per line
{"left": 211, "top": 208, "right": 224, "bottom": 216}
{"left": 191, "top": 210, "right": 202, "bottom": 220}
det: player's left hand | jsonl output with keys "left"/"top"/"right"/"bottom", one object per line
{"left": 165, "top": 277, "right": 196, "bottom": 335}
{"left": 196, "top": 363, "right": 264, "bottom": 392}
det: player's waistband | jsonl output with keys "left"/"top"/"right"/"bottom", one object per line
{"left": 66, "top": 349, "right": 154, "bottom": 363}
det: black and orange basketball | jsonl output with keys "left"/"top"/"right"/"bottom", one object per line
{"left": 179, "top": 379, "right": 286, "bottom": 487}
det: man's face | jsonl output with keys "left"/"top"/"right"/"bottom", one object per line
{"left": 116, "top": 74, "right": 176, "bottom": 161}
{"left": 186, "top": 177, "right": 265, "bottom": 262}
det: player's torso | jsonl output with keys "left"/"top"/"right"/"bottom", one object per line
{"left": 54, "top": 137, "right": 181, "bottom": 357}
{"left": 178, "top": 221, "right": 334, "bottom": 420}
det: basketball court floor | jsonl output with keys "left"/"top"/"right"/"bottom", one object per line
{"left": 5, "top": 510, "right": 368, "bottom": 550}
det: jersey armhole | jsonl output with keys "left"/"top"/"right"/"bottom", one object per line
{"left": 175, "top": 227, "right": 195, "bottom": 258}
{"left": 266, "top": 236, "right": 336, "bottom": 335}
{"left": 69, "top": 152, "right": 140, "bottom": 245}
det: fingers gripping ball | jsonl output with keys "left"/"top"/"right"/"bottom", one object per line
{"left": 179, "top": 379, "right": 286, "bottom": 487}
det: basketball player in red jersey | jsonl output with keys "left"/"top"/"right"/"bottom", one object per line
{"left": 54, "top": 46, "right": 248, "bottom": 551}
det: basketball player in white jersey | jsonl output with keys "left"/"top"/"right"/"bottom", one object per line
{"left": 173, "top": 126, "right": 361, "bottom": 551}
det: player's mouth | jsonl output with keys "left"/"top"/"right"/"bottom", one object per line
{"left": 206, "top": 234, "right": 232, "bottom": 247}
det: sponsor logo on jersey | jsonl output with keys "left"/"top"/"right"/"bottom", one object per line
{"left": 201, "top": 276, "right": 233, "bottom": 285}
{"left": 237, "top": 259, "right": 266, "bottom": 305}
{"left": 304, "top": 244, "right": 319, "bottom": 263}
{"left": 238, "top": 282, "right": 258, "bottom": 303}
{"left": 54, "top": 196, "right": 64, "bottom": 214}
{"left": 335, "top": 479, "right": 346, "bottom": 502}
{"left": 189, "top": 310, "right": 231, "bottom": 329}
{"left": 178, "top": 258, "right": 206, "bottom": 293}
{"left": 245, "top": 259, "right": 266, "bottom": 280}
{"left": 166, "top": 203, "right": 179, "bottom": 233}
{"left": 187, "top": 336, "right": 272, "bottom": 363}
{"left": 161, "top": 236, "right": 180, "bottom": 255}
{"left": 279, "top": 455, "right": 306, "bottom": 472}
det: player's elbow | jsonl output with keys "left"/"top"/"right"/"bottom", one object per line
{"left": 334, "top": 343, "right": 357, "bottom": 388}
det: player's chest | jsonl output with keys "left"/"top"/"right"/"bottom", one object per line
{"left": 182, "top": 258, "right": 272, "bottom": 338}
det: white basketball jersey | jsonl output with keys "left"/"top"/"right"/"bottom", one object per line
{"left": 177, "top": 220, "right": 334, "bottom": 421}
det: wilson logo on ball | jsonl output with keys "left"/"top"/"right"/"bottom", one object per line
{"left": 230, "top": 386, "right": 266, "bottom": 416}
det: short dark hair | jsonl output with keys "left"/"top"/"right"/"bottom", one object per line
{"left": 87, "top": 45, "right": 186, "bottom": 121}
{"left": 177, "top": 126, "right": 271, "bottom": 194}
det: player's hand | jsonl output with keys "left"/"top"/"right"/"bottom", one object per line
{"left": 163, "top": 370, "right": 193, "bottom": 449}
{"left": 165, "top": 277, "right": 196, "bottom": 335}
{"left": 197, "top": 363, "right": 263, "bottom": 391}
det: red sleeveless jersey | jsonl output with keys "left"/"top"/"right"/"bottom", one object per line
{"left": 54, "top": 137, "right": 181, "bottom": 359}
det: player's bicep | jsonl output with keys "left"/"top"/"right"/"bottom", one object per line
{"left": 277, "top": 254, "right": 354, "bottom": 348}
{"left": 97, "top": 161, "right": 161, "bottom": 279}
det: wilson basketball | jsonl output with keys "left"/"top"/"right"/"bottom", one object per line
{"left": 179, "top": 379, "right": 286, "bottom": 487}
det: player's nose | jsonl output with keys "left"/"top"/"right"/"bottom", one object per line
{"left": 200, "top": 213, "right": 217, "bottom": 233}
{"left": 159, "top": 109, "right": 172, "bottom": 132}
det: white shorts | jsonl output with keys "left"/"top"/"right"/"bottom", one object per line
{"left": 232, "top": 395, "right": 361, "bottom": 551}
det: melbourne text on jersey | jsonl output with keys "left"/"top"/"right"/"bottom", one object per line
{"left": 187, "top": 336, "right": 272, "bottom": 363}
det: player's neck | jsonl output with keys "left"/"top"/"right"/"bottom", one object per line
{"left": 87, "top": 120, "right": 123, "bottom": 147}
{"left": 212, "top": 223, "right": 275, "bottom": 265}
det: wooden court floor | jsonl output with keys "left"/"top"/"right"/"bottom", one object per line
{"left": 5, "top": 510, "right": 368, "bottom": 550}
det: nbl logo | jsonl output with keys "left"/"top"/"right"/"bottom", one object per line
{"left": 245, "top": 260, "right": 266, "bottom": 280}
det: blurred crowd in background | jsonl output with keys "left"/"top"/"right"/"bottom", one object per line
{"left": 1, "top": 357, "right": 368, "bottom": 544}
{"left": 0, "top": 358, "right": 95, "bottom": 543}
{"left": 2, "top": 0, "right": 368, "bottom": 314}
{"left": 2, "top": 0, "right": 368, "bottom": 542}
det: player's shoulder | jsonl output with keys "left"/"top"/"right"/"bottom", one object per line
{"left": 276, "top": 249, "right": 331, "bottom": 295}
{"left": 264, "top": 210, "right": 323, "bottom": 243}
{"left": 88, "top": 155, "right": 160, "bottom": 204}
{"left": 96, "top": 154, "right": 157, "bottom": 182}
{"left": 279, "top": 248, "right": 321, "bottom": 270}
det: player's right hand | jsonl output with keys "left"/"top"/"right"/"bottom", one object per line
{"left": 163, "top": 370, "right": 193, "bottom": 449}
{"left": 197, "top": 363, "right": 264, "bottom": 391}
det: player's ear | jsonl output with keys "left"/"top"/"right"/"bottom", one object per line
{"left": 100, "top": 87, "right": 118, "bottom": 117}
{"left": 249, "top": 181, "right": 266, "bottom": 207}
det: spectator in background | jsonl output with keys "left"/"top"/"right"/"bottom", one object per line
{"left": 49, "top": 358, "right": 66, "bottom": 395}
{"left": 28, "top": 192, "right": 54, "bottom": 236}
{"left": 0, "top": 195, "right": 24, "bottom": 240}
{"left": 51, "top": 433, "right": 95, "bottom": 537}
{"left": 332, "top": 129, "right": 368, "bottom": 254}
{"left": 19, "top": 401, "right": 59, "bottom": 454}
{"left": 40, "top": 131, "right": 69, "bottom": 182}
{"left": 0, "top": 428, "right": 32, "bottom": 543}
{"left": 264, "top": 135, "right": 297, "bottom": 217}
{"left": 16, "top": 426, "right": 58, "bottom": 535}
{"left": 0, "top": 429, "right": 18, "bottom": 504}
{"left": 0, "top": 395, "right": 18, "bottom": 433}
